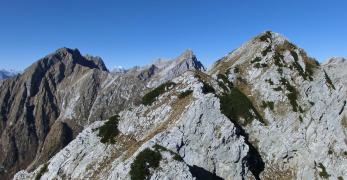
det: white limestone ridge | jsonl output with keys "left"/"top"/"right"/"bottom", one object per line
{"left": 14, "top": 31, "right": 347, "bottom": 179}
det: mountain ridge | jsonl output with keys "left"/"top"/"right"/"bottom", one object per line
{"left": 0, "top": 47, "right": 205, "bottom": 180}
{"left": 1, "top": 31, "right": 347, "bottom": 179}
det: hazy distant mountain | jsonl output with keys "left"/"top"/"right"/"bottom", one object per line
{"left": 0, "top": 69, "right": 18, "bottom": 80}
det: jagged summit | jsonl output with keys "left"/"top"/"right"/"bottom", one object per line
{"left": 26, "top": 47, "right": 109, "bottom": 73}
{"left": 145, "top": 49, "right": 205, "bottom": 87}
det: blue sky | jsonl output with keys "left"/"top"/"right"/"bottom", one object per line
{"left": 0, "top": 0, "right": 346, "bottom": 70}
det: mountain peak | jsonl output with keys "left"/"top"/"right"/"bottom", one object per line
{"left": 323, "top": 57, "right": 346, "bottom": 65}
{"left": 55, "top": 47, "right": 80, "bottom": 54}
{"left": 32, "top": 47, "right": 108, "bottom": 72}
{"left": 175, "top": 49, "right": 195, "bottom": 63}
{"left": 254, "top": 31, "right": 288, "bottom": 46}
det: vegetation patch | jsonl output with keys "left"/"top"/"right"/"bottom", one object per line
{"left": 130, "top": 148, "right": 162, "bottom": 180}
{"left": 274, "top": 53, "right": 285, "bottom": 67}
{"left": 318, "top": 163, "right": 330, "bottom": 179}
{"left": 258, "top": 31, "right": 272, "bottom": 42}
{"left": 219, "top": 88, "right": 264, "bottom": 125}
{"left": 302, "top": 52, "right": 320, "bottom": 77}
{"left": 217, "top": 73, "right": 233, "bottom": 92}
{"left": 299, "top": 116, "right": 303, "bottom": 122}
{"left": 265, "top": 79, "right": 274, "bottom": 85}
{"left": 262, "top": 45, "right": 272, "bottom": 56}
{"left": 234, "top": 65, "right": 240, "bottom": 73}
{"left": 178, "top": 90, "right": 193, "bottom": 99}
{"left": 273, "top": 86, "right": 282, "bottom": 91}
{"left": 254, "top": 63, "right": 261, "bottom": 69}
{"left": 251, "top": 57, "right": 262, "bottom": 63}
{"left": 290, "top": 51, "right": 314, "bottom": 81}
{"left": 277, "top": 67, "right": 283, "bottom": 75}
{"left": 280, "top": 78, "right": 300, "bottom": 112}
{"left": 153, "top": 144, "right": 183, "bottom": 162}
{"left": 324, "top": 70, "right": 335, "bottom": 90}
{"left": 202, "top": 82, "right": 215, "bottom": 94}
{"left": 261, "top": 101, "right": 274, "bottom": 111}
{"left": 142, "top": 81, "right": 176, "bottom": 105}
{"left": 98, "top": 115, "right": 120, "bottom": 144}
{"left": 35, "top": 163, "right": 48, "bottom": 180}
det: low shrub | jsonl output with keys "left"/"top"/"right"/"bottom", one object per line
{"left": 202, "top": 82, "right": 215, "bottom": 94}
{"left": 318, "top": 163, "right": 330, "bottom": 179}
{"left": 251, "top": 57, "right": 261, "bottom": 63}
{"left": 290, "top": 51, "right": 314, "bottom": 81}
{"left": 217, "top": 73, "right": 233, "bottom": 92}
{"left": 130, "top": 148, "right": 162, "bottom": 180}
{"left": 280, "top": 78, "right": 299, "bottom": 112}
{"left": 234, "top": 66, "right": 240, "bottom": 73}
{"left": 35, "top": 163, "right": 48, "bottom": 180}
{"left": 258, "top": 31, "right": 272, "bottom": 42}
{"left": 178, "top": 90, "right": 193, "bottom": 99}
{"left": 262, "top": 45, "right": 272, "bottom": 56}
{"left": 277, "top": 68, "right": 283, "bottom": 74}
{"left": 273, "top": 86, "right": 282, "bottom": 91}
{"left": 261, "top": 101, "right": 274, "bottom": 111}
{"left": 265, "top": 79, "right": 274, "bottom": 85}
{"left": 153, "top": 144, "right": 183, "bottom": 162}
{"left": 98, "top": 115, "right": 120, "bottom": 144}
{"left": 141, "top": 81, "right": 176, "bottom": 105}
{"left": 219, "top": 88, "right": 264, "bottom": 125}
{"left": 274, "top": 53, "right": 284, "bottom": 67}
{"left": 254, "top": 63, "right": 261, "bottom": 69}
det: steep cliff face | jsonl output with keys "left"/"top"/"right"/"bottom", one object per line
{"left": 14, "top": 32, "right": 347, "bottom": 180}
{"left": 0, "top": 48, "right": 205, "bottom": 180}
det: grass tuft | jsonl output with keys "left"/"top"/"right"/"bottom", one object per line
{"left": 219, "top": 88, "right": 264, "bottom": 125}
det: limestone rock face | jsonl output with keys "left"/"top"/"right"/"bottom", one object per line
{"left": 14, "top": 72, "right": 255, "bottom": 180}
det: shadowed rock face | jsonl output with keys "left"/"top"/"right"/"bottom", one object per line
{"left": 0, "top": 48, "right": 205, "bottom": 179}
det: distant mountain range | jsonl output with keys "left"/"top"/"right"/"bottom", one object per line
{"left": 0, "top": 69, "right": 18, "bottom": 80}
